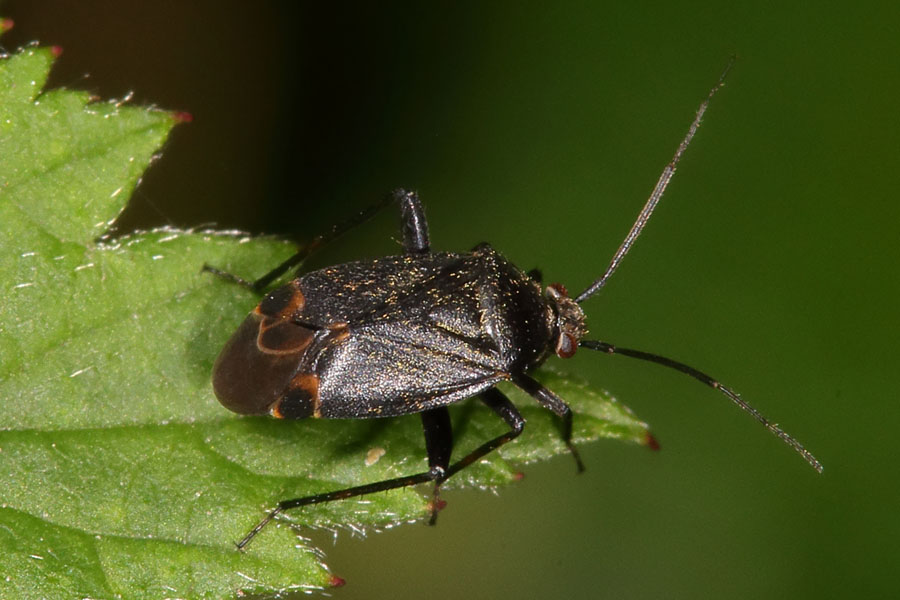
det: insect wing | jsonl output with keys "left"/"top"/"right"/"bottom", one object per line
{"left": 314, "top": 319, "right": 508, "bottom": 418}
{"left": 294, "top": 253, "right": 510, "bottom": 418}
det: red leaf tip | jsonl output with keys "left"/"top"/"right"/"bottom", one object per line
{"left": 644, "top": 432, "right": 661, "bottom": 451}
{"left": 172, "top": 111, "right": 194, "bottom": 123}
{"left": 329, "top": 574, "right": 346, "bottom": 588}
{"left": 1, "top": 18, "right": 14, "bottom": 33}
{"left": 50, "top": 45, "right": 63, "bottom": 57}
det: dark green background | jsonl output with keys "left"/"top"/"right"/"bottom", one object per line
{"left": 3, "top": 2, "right": 897, "bottom": 599}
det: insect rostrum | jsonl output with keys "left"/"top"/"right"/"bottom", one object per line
{"left": 207, "top": 59, "right": 821, "bottom": 550}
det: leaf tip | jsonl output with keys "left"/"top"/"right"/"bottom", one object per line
{"left": 643, "top": 431, "right": 661, "bottom": 451}
{"left": 50, "top": 44, "right": 63, "bottom": 58}
{"left": 0, "top": 17, "right": 13, "bottom": 33}
{"left": 328, "top": 574, "right": 347, "bottom": 588}
{"left": 172, "top": 110, "right": 193, "bottom": 123}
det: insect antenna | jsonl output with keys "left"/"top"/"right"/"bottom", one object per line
{"left": 575, "top": 57, "right": 736, "bottom": 304}
{"left": 579, "top": 340, "right": 823, "bottom": 473}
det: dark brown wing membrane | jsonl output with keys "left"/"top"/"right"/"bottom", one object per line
{"left": 212, "top": 311, "right": 316, "bottom": 415}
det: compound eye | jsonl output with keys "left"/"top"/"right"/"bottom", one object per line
{"left": 555, "top": 332, "right": 578, "bottom": 359}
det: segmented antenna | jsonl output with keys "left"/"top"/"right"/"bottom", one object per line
{"left": 575, "top": 57, "right": 736, "bottom": 304}
{"left": 580, "top": 340, "right": 823, "bottom": 472}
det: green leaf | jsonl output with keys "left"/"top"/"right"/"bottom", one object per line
{"left": 0, "top": 46, "right": 652, "bottom": 598}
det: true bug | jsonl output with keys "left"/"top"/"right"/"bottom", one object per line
{"left": 206, "top": 59, "right": 822, "bottom": 549}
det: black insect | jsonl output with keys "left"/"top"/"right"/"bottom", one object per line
{"left": 206, "top": 60, "right": 822, "bottom": 549}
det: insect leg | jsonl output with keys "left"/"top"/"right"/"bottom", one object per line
{"left": 397, "top": 188, "right": 430, "bottom": 254}
{"left": 205, "top": 188, "right": 424, "bottom": 292}
{"left": 512, "top": 373, "right": 585, "bottom": 472}
{"left": 424, "top": 389, "right": 527, "bottom": 524}
{"left": 421, "top": 407, "right": 453, "bottom": 524}
{"left": 235, "top": 390, "right": 524, "bottom": 549}
{"left": 246, "top": 191, "right": 400, "bottom": 290}
{"left": 443, "top": 387, "right": 526, "bottom": 480}
{"left": 237, "top": 466, "right": 444, "bottom": 550}
{"left": 422, "top": 407, "right": 453, "bottom": 475}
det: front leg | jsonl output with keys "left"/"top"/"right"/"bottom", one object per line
{"left": 513, "top": 373, "right": 585, "bottom": 472}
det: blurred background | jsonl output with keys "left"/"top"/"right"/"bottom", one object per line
{"left": 2, "top": 1, "right": 897, "bottom": 598}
